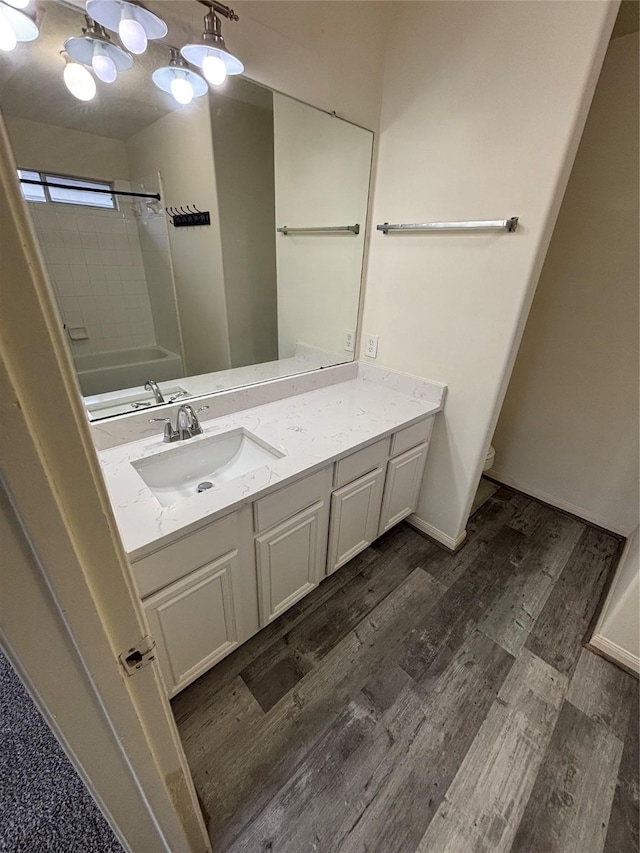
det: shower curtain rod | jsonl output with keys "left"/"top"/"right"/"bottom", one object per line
{"left": 18, "top": 178, "right": 161, "bottom": 202}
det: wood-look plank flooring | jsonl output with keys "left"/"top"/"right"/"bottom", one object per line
{"left": 172, "top": 485, "right": 639, "bottom": 853}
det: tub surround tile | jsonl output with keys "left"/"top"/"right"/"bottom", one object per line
{"left": 27, "top": 197, "right": 157, "bottom": 357}
{"left": 97, "top": 365, "right": 445, "bottom": 560}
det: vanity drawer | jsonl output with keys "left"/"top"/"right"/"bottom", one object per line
{"left": 333, "top": 438, "right": 390, "bottom": 489}
{"left": 133, "top": 511, "right": 240, "bottom": 599}
{"left": 390, "top": 418, "right": 433, "bottom": 458}
{"left": 253, "top": 467, "right": 332, "bottom": 533}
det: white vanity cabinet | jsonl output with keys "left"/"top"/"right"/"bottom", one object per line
{"left": 327, "top": 468, "right": 386, "bottom": 573}
{"left": 131, "top": 416, "right": 435, "bottom": 696}
{"left": 327, "top": 438, "right": 389, "bottom": 574}
{"left": 378, "top": 442, "right": 429, "bottom": 534}
{"left": 254, "top": 468, "right": 332, "bottom": 625}
{"left": 133, "top": 507, "right": 258, "bottom": 697}
{"left": 144, "top": 553, "right": 239, "bottom": 696}
{"left": 378, "top": 419, "right": 433, "bottom": 534}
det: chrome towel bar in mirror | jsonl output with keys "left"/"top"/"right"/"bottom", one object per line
{"left": 277, "top": 224, "right": 360, "bottom": 235}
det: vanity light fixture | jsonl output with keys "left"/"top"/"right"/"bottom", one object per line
{"left": 61, "top": 51, "right": 97, "bottom": 101}
{"left": 85, "top": 0, "right": 167, "bottom": 55}
{"left": 64, "top": 16, "right": 133, "bottom": 84}
{"left": 0, "top": 0, "right": 38, "bottom": 52}
{"left": 152, "top": 47, "right": 207, "bottom": 106}
{"left": 181, "top": 0, "right": 243, "bottom": 87}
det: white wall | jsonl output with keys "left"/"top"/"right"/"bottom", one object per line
{"left": 360, "top": 0, "right": 617, "bottom": 547}
{"left": 274, "top": 93, "right": 373, "bottom": 359}
{"left": 489, "top": 32, "right": 639, "bottom": 536}
{"left": 126, "top": 99, "right": 231, "bottom": 376}
{"left": 591, "top": 528, "right": 640, "bottom": 674}
{"left": 4, "top": 115, "right": 130, "bottom": 181}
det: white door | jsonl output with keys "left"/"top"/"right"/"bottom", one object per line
{"left": 256, "top": 501, "right": 328, "bottom": 624}
{"left": 145, "top": 553, "right": 239, "bottom": 697}
{"left": 0, "top": 137, "right": 210, "bottom": 853}
{"left": 327, "top": 467, "right": 385, "bottom": 574}
{"left": 379, "top": 443, "right": 429, "bottom": 535}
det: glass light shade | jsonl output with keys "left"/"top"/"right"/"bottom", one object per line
{"left": 86, "top": 0, "right": 167, "bottom": 45}
{"left": 202, "top": 54, "right": 226, "bottom": 86}
{"left": 63, "top": 62, "right": 97, "bottom": 102}
{"left": 181, "top": 43, "right": 243, "bottom": 76}
{"left": 92, "top": 48, "right": 117, "bottom": 83}
{"left": 119, "top": 13, "right": 146, "bottom": 54}
{"left": 64, "top": 33, "right": 132, "bottom": 73}
{"left": 152, "top": 63, "right": 207, "bottom": 102}
{"left": 0, "top": 2, "right": 37, "bottom": 43}
{"left": 3, "top": 0, "right": 29, "bottom": 9}
{"left": 170, "top": 75, "right": 193, "bottom": 105}
{"left": 0, "top": 7, "right": 17, "bottom": 51}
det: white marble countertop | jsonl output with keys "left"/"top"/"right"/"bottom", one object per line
{"left": 98, "top": 367, "right": 445, "bottom": 561}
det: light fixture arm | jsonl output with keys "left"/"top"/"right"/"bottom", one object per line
{"left": 82, "top": 15, "right": 113, "bottom": 43}
{"left": 196, "top": 0, "right": 239, "bottom": 23}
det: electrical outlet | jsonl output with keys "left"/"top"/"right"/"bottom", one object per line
{"left": 344, "top": 329, "right": 355, "bottom": 352}
{"left": 365, "top": 334, "right": 379, "bottom": 359}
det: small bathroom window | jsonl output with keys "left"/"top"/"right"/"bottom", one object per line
{"left": 17, "top": 169, "right": 116, "bottom": 210}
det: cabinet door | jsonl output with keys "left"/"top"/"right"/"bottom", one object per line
{"left": 144, "top": 551, "right": 239, "bottom": 697}
{"left": 327, "top": 467, "right": 385, "bottom": 574}
{"left": 378, "top": 442, "right": 429, "bottom": 535}
{"left": 256, "top": 501, "right": 327, "bottom": 625}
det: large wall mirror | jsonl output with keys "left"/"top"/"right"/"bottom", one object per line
{"left": 0, "top": 1, "right": 373, "bottom": 420}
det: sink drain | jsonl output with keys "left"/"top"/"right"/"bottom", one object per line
{"left": 197, "top": 481, "right": 213, "bottom": 493}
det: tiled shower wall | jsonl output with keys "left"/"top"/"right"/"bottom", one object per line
{"left": 28, "top": 184, "right": 157, "bottom": 356}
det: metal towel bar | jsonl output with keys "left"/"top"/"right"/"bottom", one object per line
{"left": 377, "top": 217, "right": 519, "bottom": 234}
{"left": 277, "top": 224, "right": 360, "bottom": 235}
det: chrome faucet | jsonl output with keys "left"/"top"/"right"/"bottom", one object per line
{"left": 144, "top": 379, "right": 165, "bottom": 404}
{"left": 176, "top": 404, "right": 208, "bottom": 440}
{"left": 149, "top": 404, "right": 209, "bottom": 443}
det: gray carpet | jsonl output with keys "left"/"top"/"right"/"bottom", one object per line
{"left": 0, "top": 651, "right": 123, "bottom": 853}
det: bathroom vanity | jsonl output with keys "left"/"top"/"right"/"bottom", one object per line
{"left": 97, "top": 364, "right": 445, "bottom": 697}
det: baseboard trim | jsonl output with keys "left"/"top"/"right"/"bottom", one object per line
{"left": 486, "top": 470, "right": 632, "bottom": 537}
{"left": 406, "top": 514, "right": 467, "bottom": 552}
{"left": 587, "top": 633, "right": 640, "bottom": 678}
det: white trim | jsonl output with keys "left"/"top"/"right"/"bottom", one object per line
{"left": 486, "top": 469, "right": 632, "bottom": 536}
{"left": 588, "top": 633, "right": 640, "bottom": 676}
{"left": 406, "top": 514, "right": 467, "bottom": 552}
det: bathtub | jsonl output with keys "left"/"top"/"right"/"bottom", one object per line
{"left": 74, "top": 346, "right": 184, "bottom": 396}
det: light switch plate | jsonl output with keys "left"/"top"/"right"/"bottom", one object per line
{"left": 365, "top": 334, "right": 379, "bottom": 358}
{"left": 344, "top": 329, "right": 355, "bottom": 352}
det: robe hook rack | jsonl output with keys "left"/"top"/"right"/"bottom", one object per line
{"left": 165, "top": 205, "right": 211, "bottom": 228}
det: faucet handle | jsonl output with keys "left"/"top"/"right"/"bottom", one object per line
{"left": 148, "top": 417, "right": 180, "bottom": 443}
{"left": 195, "top": 406, "right": 209, "bottom": 414}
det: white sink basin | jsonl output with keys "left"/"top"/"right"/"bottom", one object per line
{"left": 132, "top": 428, "right": 285, "bottom": 507}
